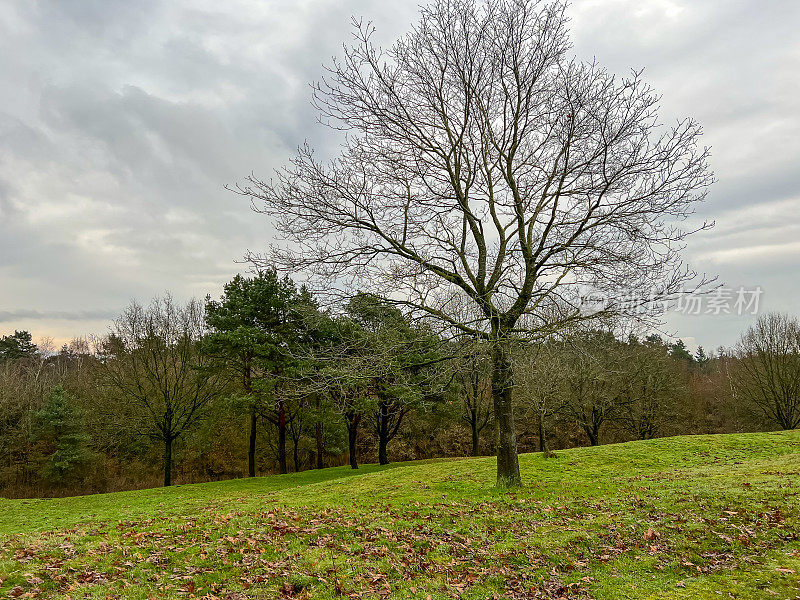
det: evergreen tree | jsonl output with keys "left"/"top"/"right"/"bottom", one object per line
{"left": 205, "top": 269, "right": 311, "bottom": 475}
{"left": 345, "top": 293, "right": 443, "bottom": 465}
{"left": 669, "top": 339, "right": 694, "bottom": 363}
{"left": 0, "top": 330, "right": 37, "bottom": 362}
{"left": 694, "top": 346, "right": 710, "bottom": 366}
{"left": 33, "top": 386, "right": 93, "bottom": 485}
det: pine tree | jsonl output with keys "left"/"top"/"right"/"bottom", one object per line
{"left": 34, "top": 386, "right": 93, "bottom": 485}
{"left": 0, "top": 330, "right": 37, "bottom": 362}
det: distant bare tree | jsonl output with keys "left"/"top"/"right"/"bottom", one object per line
{"left": 237, "top": 0, "right": 713, "bottom": 485}
{"left": 616, "top": 338, "right": 686, "bottom": 440}
{"left": 515, "top": 342, "right": 562, "bottom": 454}
{"left": 455, "top": 339, "right": 492, "bottom": 456}
{"left": 732, "top": 313, "right": 800, "bottom": 430}
{"left": 101, "top": 296, "right": 225, "bottom": 486}
{"left": 556, "top": 330, "right": 630, "bottom": 446}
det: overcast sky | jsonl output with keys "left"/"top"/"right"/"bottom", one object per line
{"left": 1, "top": 0, "right": 798, "bottom": 352}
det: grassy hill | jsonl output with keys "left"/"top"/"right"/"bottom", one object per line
{"left": 1, "top": 432, "right": 799, "bottom": 599}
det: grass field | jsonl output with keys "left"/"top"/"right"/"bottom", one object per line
{"left": 1, "top": 432, "right": 799, "bottom": 599}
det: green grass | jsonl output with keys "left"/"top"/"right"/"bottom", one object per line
{"left": 1, "top": 431, "right": 799, "bottom": 599}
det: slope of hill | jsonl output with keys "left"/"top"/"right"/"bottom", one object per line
{"left": 2, "top": 432, "right": 799, "bottom": 599}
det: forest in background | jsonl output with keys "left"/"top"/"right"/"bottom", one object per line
{"left": 1, "top": 269, "right": 794, "bottom": 498}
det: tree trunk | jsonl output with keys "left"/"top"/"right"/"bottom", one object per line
{"left": 470, "top": 408, "right": 480, "bottom": 457}
{"left": 315, "top": 421, "right": 324, "bottom": 469}
{"left": 377, "top": 401, "right": 390, "bottom": 465}
{"left": 537, "top": 412, "right": 549, "bottom": 453}
{"left": 163, "top": 436, "right": 173, "bottom": 487}
{"left": 491, "top": 337, "right": 521, "bottom": 486}
{"left": 378, "top": 438, "right": 388, "bottom": 465}
{"left": 248, "top": 407, "right": 257, "bottom": 478}
{"left": 585, "top": 425, "right": 600, "bottom": 446}
{"left": 347, "top": 412, "right": 360, "bottom": 469}
{"left": 244, "top": 361, "right": 256, "bottom": 478}
{"left": 292, "top": 436, "right": 300, "bottom": 472}
{"left": 278, "top": 402, "right": 288, "bottom": 474}
{"left": 314, "top": 395, "right": 324, "bottom": 470}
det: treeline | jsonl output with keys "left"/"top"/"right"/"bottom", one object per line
{"left": 0, "top": 271, "right": 796, "bottom": 497}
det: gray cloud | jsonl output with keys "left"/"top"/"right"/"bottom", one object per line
{"left": 0, "top": 0, "right": 798, "bottom": 349}
{"left": 0, "top": 309, "right": 119, "bottom": 323}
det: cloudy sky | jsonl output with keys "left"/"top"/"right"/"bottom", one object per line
{"left": 1, "top": 0, "right": 798, "bottom": 351}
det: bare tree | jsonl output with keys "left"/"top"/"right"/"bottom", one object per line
{"left": 515, "top": 341, "right": 562, "bottom": 454}
{"left": 237, "top": 0, "right": 713, "bottom": 485}
{"left": 616, "top": 337, "right": 686, "bottom": 440}
{"left": 455, "top": 339, "right": 492, "bottom": 456}
{"left": 732, "top": 313, "right": 800, "bottom": 430}
{"left": 556, "top": 330, "right": 630, "bottom": 446}
{"left": 100, "top": 296, "right": 225, "bottom": 486}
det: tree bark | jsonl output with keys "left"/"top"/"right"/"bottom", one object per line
{"left": 378, "top": 401, "right": 390, "bottom": 465}
{"left": 292, "top": 436, "right": 300, "bottom": 472}
{"left": 278, "top": 402, "right": 288, "bottom": 474}
{"left": 315, "top": 395, "right": 324, "bottom": 469}
{"left": 537, "top": 412, "right": 549, "bottom": 453}
{"left": 163, "top": 436, "right": 173, "bottom": 487}
{"left": 315, "top": 421, "right": 324, "bottom": 469}
{"left": 491, "top": 337, "right": 521, "bottom": 486}
{"left": 378, "top": 440, "right": 388, "bottom": 465}
{"left": 347, "top": 412, "right": 360, "bottom": 469}
{"left": 377, "top": 399, "right": 407, "bottom": 466}
{"left": 470, "top": 408, "right": 480, "bottom": 457}
{"left": 248, "top": 407, "right": 257, "bottom": 477}
{"left": 244, "top": 361, "right": 257, "bottom": 478}
{"left": 585, "top": 425, "right": 600, "bottom": 446}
